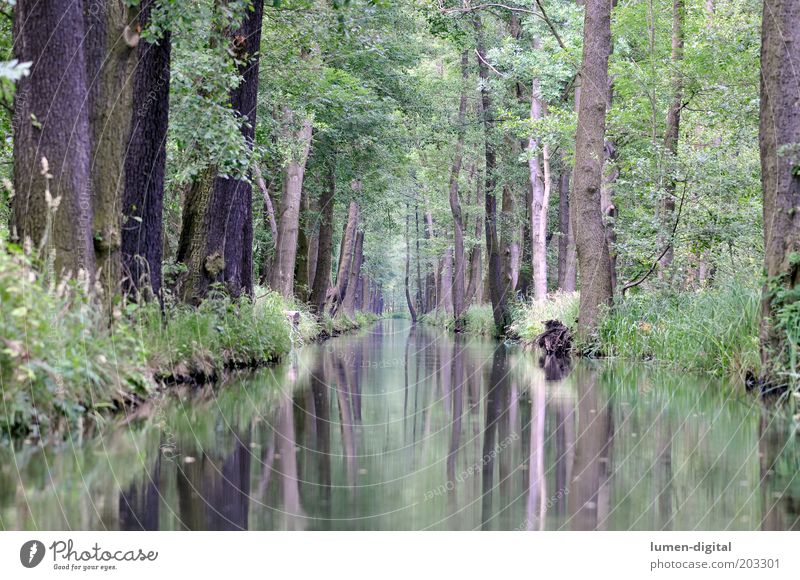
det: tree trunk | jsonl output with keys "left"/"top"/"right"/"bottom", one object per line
{"left": 658, "top": 0, "right": 685, "bottom": 276}
{"left": 405, "top": 208, "right": 418, "bottom": 322}
{"left": 557, "top": 167, "right": 577, "bottom": 291}
{"left": 176, "top": 0, "right": 264, "bottom": 303}
{"left": 448, "top": 50, "right": 469, "bottom": 328}
{"left": 474, "top": 14, "right": 510, "bottom": 334}
{"left": 294, "top": 188, "right": 310, "bottom": 301}
{"left": 121, "top": 0, "right": 171, "bottom": 301}
{"left": 529, "top": 68, "right": 552, "bottom": 301}
{"left": 438, "top": 247, "right": 454, "bottom": 315}
{"left": 573, "top": 0, "right": 614, "bottom": 337}
{"left": 329, "top": 200, "right": 359, "bottom": 316}
{"left": 414, "top": 203, "right": 424, "bottom": 313}
{"left": 759, "top": 0, "right": 800, "bottom": 382}
{"left": 270, "top": 110, "right": 313, "bottom": 298}
{"left": 84, "top": 1, "right": 138, "bottom": 299}
{"left": 254, "top": 163, "right": 278, "bottom": 284}
{"left": 12, "top": 0, "right": 95, "bottom": 281}
{"left": 310, "top": 162, "right": 335, "bottom": 314}
{"left": 341, "top": 230, "right": 364, "bottom": 317}
{"left": 465, "top": 170, "right": 483, "bottom": 306}
{"left": 424, "top": 209, "right": 437, "bottom": 312}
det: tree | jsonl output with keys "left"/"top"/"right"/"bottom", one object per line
{"left": 658, "top": 0, "right": 685, "bottom": 275}
{"left": 84, "top": 1, "right": 140, "bottom": 299}
{"left": 572, "top": 0, "right": 615, "bottom": 337}
{"left": 474, "top": 14, "right": 511, "bottom": 334}
{"left": 448, "top": 50, "right": 469, "bottom": 329}
{"left": 177, "top": 0, "right": 264, "bottom": 303}
{"left": 12, "top": 0, "right": 95, "bottom": 281}
{"left": 270, "top": 108, "right": 313, "bottom": 298}
{"left": 759, "top": 0, "right": 800, "bottom": 383}
{"left": 121, "top": 0, "right": 172, "bottom": 300}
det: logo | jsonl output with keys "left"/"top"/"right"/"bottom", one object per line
{"left": 20, "top": 540, "right": 46, "bottom": 568}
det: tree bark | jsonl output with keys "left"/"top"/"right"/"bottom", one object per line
{"left": 341, "top": 230, "right": 364, "bottom": 317}
{"left": 270, "top": 109, "right": 313, "bottom": 298}
{"left": 448, "top": 50, "right": 470, "bottom": 328}
{"left": 557, "top": 166, "right": 577, "bottom": 291}
{"left": 658, "top": 0, "right": 685, "bottom": 276}
{"left": 12, "top": 0, "right": 95, "bottom": 281}
{"left": 176, "top": 0, "right": 264, "bottom": 303}
{"left": 529, "top": 67, "right": 552, "bottom": 301}
{"left": 405, "top": 208, "right": 418, "bottom": 322}
{"left": 465, "top": 169, "right": 483, "bottom": 306}
{"left": 329, "top": 200, "right": 359, "bottom": 316}
{"left": 474, "top": 14, "right": 510, "bottom": 334}
{"left": 759, "top": 0, "right": 800, "bottom": 382}
{"left": 573, "top": 0, "right": 615, "bottom": 337}
{"left": 121, "top": 0, "right": 171, "bottom": 301}
{"left": 309, "top": 162, "right": 335, "bottom": 314}
{"left": 84, "top": 1, "right": 138, "bottom": 299}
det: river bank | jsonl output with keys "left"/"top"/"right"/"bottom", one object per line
{"left": 0, "top": 248, "right": 379, "bottom": 440}
{"left": 420, "top": 276, "right": 763, "bottom": 385}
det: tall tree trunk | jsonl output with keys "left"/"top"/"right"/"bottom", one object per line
{"left": 405, "top": 208, "right": 418, "bottom": 322}
{"left": 573, "top": 0, "right": 614, "bottom": 337}
{"left": 12, "top": 0, "right": 96, "bottom": 282}
{"left": 557, "top": 166, "right": 577, "bottom": 291}
{"left": 309, "top": 162, "right": 335, "bottom": 314}
{"left": 306, "top": 193, "right": 319, "bottom": 294}
{"left": 474, "top": 14, "right": 510, "bottom": 334}
{"left": 602, "top": 140, "right": 619, "bottom": 295}
{"left": 414, "top": 203, "right": 424, "bottom": 313}
{"left": 294, "top": 188, "right": 310, "bottom": 301}
{"left": 84, "top": 2, "right": 138, "bottom": 299}
{"left": 529, "top": 64, "right": 552, "bottom": 301}
{"left": 270, "top": 110, "right": 313, "bottom": 298}
{"left": 329, "top": 200, "right": 359, "bottom": 316}
{"left": 658, "top": 0, "right": 685, "bottom": 276}
{"left": 438, "top": 247, "right": 454, "bottom": 315}
{"left": 465, "top": 170, "right": 483, "bottom": 306}
{"left": 424, "top": 209, "right": 437, "bottom": 312}
{"left": 121, "top": 0, "right": 171, "bottom": 301}
{"left": 448, "top": 50, "right": 469, "bottom": 328}
{"left": 254, "top": 163, "right": 278, "bottom": 283}
{"left": 176, "top": 0, "right": 264, "bottom": 303}
{"left": 341, "top": 230, "right": 364, "bottom": 316}
{"left": 759, "top": 0, "right": 800, "bottom": 383}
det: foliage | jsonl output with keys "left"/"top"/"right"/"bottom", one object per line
{"left": 596, "top": 275, "right": 761, "bottom": 379}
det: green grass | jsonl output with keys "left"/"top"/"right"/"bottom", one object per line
{"left": 0, "top": 247, "right": 375, "bottom": 439}
{"left": 419, "top": 304, "right": 497, "bottom": 336}
{"left": 510, "top": 292, "right": 580, "bottom": 341}
{"left": 595, "top": 278, "right": 760, "bottom": 379}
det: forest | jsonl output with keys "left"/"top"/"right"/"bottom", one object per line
{"left": 0, "top": 0, "right": 798, "bottom": 440}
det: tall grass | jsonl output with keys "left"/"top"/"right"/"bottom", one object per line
{"left": 419, "top": 304, "right": 497, "bottom": 336}
{"left": 596, "top": 278, "right": 760, "bottom": 379}
{"left": 0, "top": 245, "right": 375, "bottom": 439}
{"left": 510, "top": 292, "right": 580, "bottom": 341}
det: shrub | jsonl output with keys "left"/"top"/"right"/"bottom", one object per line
{"left": 510, "top": 292, "right": 580, "bottom": 342}
{"left": 596, "top": 278, "right": 760, "bottom": 379}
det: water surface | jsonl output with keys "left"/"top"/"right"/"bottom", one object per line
{"left": 1, "top": 320, "right": 798, "bottom": 530}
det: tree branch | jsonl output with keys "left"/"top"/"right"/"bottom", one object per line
{"left": 621, "top": 181, "right": 688, "bottom": 297}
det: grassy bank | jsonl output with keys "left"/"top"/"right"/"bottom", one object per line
{"left": 0, "top": 247, "right": 376, "bottom": 439}
{"left": 420, "top": 280, "right": 760, "bottom": 381}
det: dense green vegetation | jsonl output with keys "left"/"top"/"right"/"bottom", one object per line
{"left": 0, "top": 0, "right": 798, "bottom": 437}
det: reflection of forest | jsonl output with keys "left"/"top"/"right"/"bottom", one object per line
{"left": 14, "top": 320, "right": 792, "bottom": 531}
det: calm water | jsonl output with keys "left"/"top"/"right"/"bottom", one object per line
{"left": 1, "top": 320, "right": 798, "bottom": 530}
